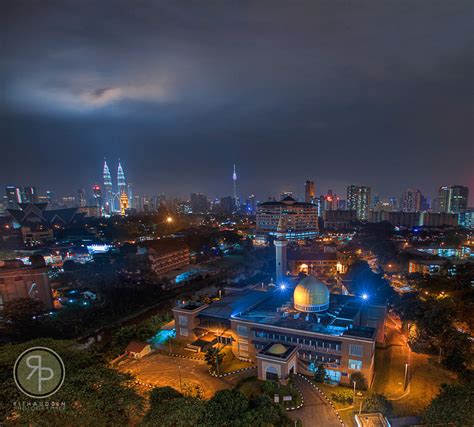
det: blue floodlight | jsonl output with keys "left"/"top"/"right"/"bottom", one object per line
{"left": 362, "top": 293, "right": 369, "bottom": 300}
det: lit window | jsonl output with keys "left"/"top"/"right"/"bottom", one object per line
{"left": 349, "top": 344, "right": 363, "bottom": 357}
{"left": 237, "top": 325, "right": 248, "bottom": 337}
{"left": 348, "top": 359, "right": 362, "bottom": 370}
{"left": 178, "top": 316, "right": 188, "bottom": 326}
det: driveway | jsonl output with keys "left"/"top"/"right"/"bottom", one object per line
{"left": 290, "top": 376, "right": 342, "bottom": 427}
{"left": 119, "top": 352, "right": 253, "bottom": 398}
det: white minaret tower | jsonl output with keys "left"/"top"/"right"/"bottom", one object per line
{"left": 274, "top": 215, "right": 288, "bottom": 284}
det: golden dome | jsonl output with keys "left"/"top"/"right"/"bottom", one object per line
{"left": 267, "top": 343, "right": 288, "bottom": 355}
{"left": 293, "top": 275, "right": 330, "bottom": 312}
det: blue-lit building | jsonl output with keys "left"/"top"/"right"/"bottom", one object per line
{"left": 173, "top": 275, "right": 385, "bottom": 385}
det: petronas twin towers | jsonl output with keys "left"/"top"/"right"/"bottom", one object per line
{"left": 102, "top": 159, "right": 130, "bottom": 214}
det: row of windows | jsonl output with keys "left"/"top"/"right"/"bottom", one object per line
{"left": 254, "top": 330, "right": 341, "bottom": 351}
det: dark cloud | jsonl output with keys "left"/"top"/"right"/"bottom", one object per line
{"left": 0, "top": 0, "right": 473, "bottom": 201}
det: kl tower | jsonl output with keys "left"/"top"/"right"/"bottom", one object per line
{"left": 274, "top": 216, "right": 288, "bottom": 284}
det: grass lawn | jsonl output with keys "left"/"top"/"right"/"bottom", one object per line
{"left": 218, "top": 347, "right": 253, "bottom": 374}
{"left": 314, "top": 382, "right": 356, "bottom": 410}
{"left": 237, "top": 376, "right": 302, "bottom": 408}
{"left": 392, "top": 352, "right": 457, "bottom": 416}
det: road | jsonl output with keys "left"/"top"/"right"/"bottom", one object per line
{"left": 119, "top": 352, "right": 253, "bottom": 398}
{"left": 289, "top": 376, "right": 342, "bottom": 427}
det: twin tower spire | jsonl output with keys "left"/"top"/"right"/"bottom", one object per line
{"left": 102, "top": 159, "right": 128, "bottom": 214}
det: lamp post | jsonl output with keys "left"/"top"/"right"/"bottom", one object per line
{"left": 178, "top": 364, "right": 182, "bottom": 392}
{"left": 353, "top": 380, "right": 357, "bottom": 402}
{"left": 404, "top": 363, "right": 409, "bottom": 390}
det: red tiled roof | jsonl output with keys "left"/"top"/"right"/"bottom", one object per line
{"left": 125, "top": 341, "right": 149, "bottom": 353}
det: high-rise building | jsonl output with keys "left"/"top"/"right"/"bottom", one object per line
{"left": 103, "top": 160, "right": 113, "bottom": 214}
{"left": 400, "top": 188, "right": 422, "bottom": 212}
{"left": 190, "top": 193, "right": 209, "bottom": 214}
{"left": 92, "top": 185, "right": 102, "bottom": 208}
{"left": 256, "top": 196, "right": 318, "bottom": 243}
{"left": 438, "top": 185, "right": 469, "bottom": 214}
{"left": 127, "top": 183, "right": 134, "bottom": 209}
{"left": 117, "top": 161, "right": 127, "bottom": 195}
{"left": 245, "top": 194, "right": 256, "bottom": 215}
{"left": 5, "top": 186, "right": 22, "bottom": 208}
{"left": 46, "top": 190, "right": 56, "bottom": 206}
{"left": 23, "top": 186, "right": 38, "bottom": 203}
{"left": 78, "top": 188, "right": 86, "bottom": 207}
{"left": 321, "top": 190, "right": 339, "bottom": 212}
{"left": 347, "top": 185, "right": 371, "bottom": 220}
{"left": 220, "top": 196, "right": 235, "bottom": 214}
{"left": 304, "top": 180, "right": 315, "bottom": 203}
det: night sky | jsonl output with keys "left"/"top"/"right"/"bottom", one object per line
{"left": 1, "top": 1, "right": 473, "bottom": 202}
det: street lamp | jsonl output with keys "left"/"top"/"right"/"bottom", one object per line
{"left": 353, "top": 380, "right": 357, "bottom": 401}
{"left": 166, "top": 216, "right": 173, "bottom": 223}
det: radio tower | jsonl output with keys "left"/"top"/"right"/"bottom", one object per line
{"left": 233, "top": 164, "right": 239, "bottom": 210}
{"left": 103, "top": 159, "right": 113, "bottom": 213}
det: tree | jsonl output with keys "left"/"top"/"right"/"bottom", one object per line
{"left": 362, "top": 393, "right": 393, "bottom": 416}
{"left": 350, "top": 372, "right": 367, "bottom": 390}
{"left": 314, "top": 364, "right": 326, "bottom": 383}
{"left": 423, "top": 383, "right": 474, "bottom": 426}
{"left": 204, "top": 347, "right": 224, "bottom": 372}
{"left": 149, "top": 386, "right": 182, "bottom": 406}
{"left": 141, "top": 396, "right": 206, "bottom": 427}
{"left": 205, "top": 389, "right": 249, "bottom": 425}
{"left": 1, "top": 298, "right": 46, "bottom": 341}
{"left": 241, "top": 395, "right": 292, "bottom": 426}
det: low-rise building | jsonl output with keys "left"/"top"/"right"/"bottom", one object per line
{"left": 125, "top": 341, "right": 152, "bottom": 359}
{"left": 138, "top": 239, "right": 190, "bottom": 276}
{"left": 173, "top": 275, "right": 385, "bottom": 386}
{"left": 0, "top": 257, "right": 53, "bottom": 309}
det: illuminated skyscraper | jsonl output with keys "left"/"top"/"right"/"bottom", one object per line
{"left": 304, "top": 180, "right": 315, "bottom": 203}
{"left": 438, "top": 185, "right": 469, "bottom": 214}
{"left": 92, "top": 185, "right": 102, "bottom": 208}
{"left": 347, "top": 185, "right": 371, "bottom": 220}
{"left": 401, "top": 188, "right": 422, "bottom": 212}
{"left": 117, "top": 161, "right": 126, "bottom": 195}
{"left": 103, "top": 160, "right": 113, "bottom": 213}
{"left": 233, "top": 164, "right": 239, "bottom": 209}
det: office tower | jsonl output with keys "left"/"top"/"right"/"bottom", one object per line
{"left": 304, "top": 180, "right": 315, "bottom": 203}
{"left": 389, "top": 197, "right": 398, "bottom": 210}
{"left": 119, "top": 192, "right": 129, "bottom": 216}
{"left": 190, "top": 193, "right": 209, "bottom": 214}
{"left": 420, "top": 195, "right": 430, "bottom": 211}
{"left": 23, "top": 186, "right": 38, "bottom": 203}
{"left": 246, "top": 194, "right": 256, "bottom": 215}
{"left": 5, "top": 186, "right": 22, "bottom": 208}
{"left": 127, "top": 183, "right": 134, "bottom": 209}
{"left": 338, "top": 199, "right": 347, "bottom": 210}
{"left": 78, "top": 188, "right": 86, "bottom": 207}
{"left": 103, "top": 160, "right": 113, "bottom": 213}
{"left": 321, "top": 190, "right": 339, "bottom": 212}
{"left": 232, "top": 164, "right": 240, "bottom": 209}
{"left": 347, "top": 185, "right": 371, "bottom": 220}
{"left": 372, "top": 194, "right": 380, "bottom": 208}
{"left": 117, "top": 161, "right": 126, "bottom": 195}
{"left": 438, "top": 185, "right": 469, "bottom": 213}
{"left": 92, "top": 185, "right": 102, "bottom": 208}
{"left": 46, "top": 190, "right": 55, "bottom": 206}
{"left": 220, "top": 196, "right": 235, "bottom": 214}
{"left": 401, "top": 188, "right": 422, "bottom": 212}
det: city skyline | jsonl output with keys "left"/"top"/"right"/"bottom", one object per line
{"left": 1, "top": 1, "right": 473, "bottom": 201}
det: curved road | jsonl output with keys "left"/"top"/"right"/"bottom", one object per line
{"left": 290, "top": 376, "right": 342, "bottom": 427}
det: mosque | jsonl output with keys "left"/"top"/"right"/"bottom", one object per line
{"left": 173, "top": 220, "right": 385, "bottom": 386}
